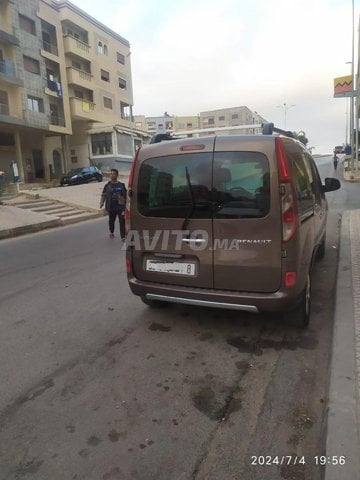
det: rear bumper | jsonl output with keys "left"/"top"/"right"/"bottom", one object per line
{"left": 128, "top": 276, "right": 297, "bottom": 313}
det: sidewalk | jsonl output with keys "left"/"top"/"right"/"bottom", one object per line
{"left": 324, "top": 164, "right": 360, "bottom": 479}
{"left": 0, "top": 177, "right": 127, "bottom": 240}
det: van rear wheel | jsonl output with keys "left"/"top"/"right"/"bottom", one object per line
{"left": 292, "top": 274, "right": 311, "bottom": 328}
{"left": 140, "top": 296, "right": 168, "bottom": 308}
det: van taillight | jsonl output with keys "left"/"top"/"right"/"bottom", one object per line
{"left": 276, "top": 138, "right": 298, "bottom": 242}
{"left": 126, "top": 257, "right": 132, "bottom": 273}
{"left": 125, "top": 208, "right": 131, "bottom": 234}
{"left": 125, "top": 149, "right": 140, "bottom": 233}
{"left": 275, "top": 137, "right": 291, "bottom": 182}
{"left": 285, "top": 271, "right": 297, "bottom": 287}
{"left": 128, "top": 148, "right": 140, "bottom": 189}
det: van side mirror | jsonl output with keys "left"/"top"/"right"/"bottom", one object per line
{"left": 323, "top": 177, "right": 341, "bottom": 193}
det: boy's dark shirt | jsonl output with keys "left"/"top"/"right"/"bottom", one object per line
{"left": 102, "top": 181, "right": 126, "bottom": 212}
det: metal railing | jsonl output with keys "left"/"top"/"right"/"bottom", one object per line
{"left": 49, "top": 114, "right": 65, "bottom": 127}
{"left": 0, "top": 103, "right": 10, "bottom": 115}
{"left": 42, "top": 39, "right": 58, "bottom": 56}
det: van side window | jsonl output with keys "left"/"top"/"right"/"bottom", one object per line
{"left": 138, "top": 153, "right": 213, "bottom": 218}
{"left": 213, "top": 152, "right": 270, "bottom": 218}
{"left": 284, "top": 142, "right": 315, "bottom": 215}
{"left": 307, "top": 154, "right": 325, "bottom": 201}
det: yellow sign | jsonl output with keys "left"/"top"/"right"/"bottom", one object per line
{"left": 334, "top": 75, "right": 354, "bottom": 97}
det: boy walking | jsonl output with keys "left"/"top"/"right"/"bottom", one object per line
{"left": 100, "top": 168, "right": 127, "bottom": 239}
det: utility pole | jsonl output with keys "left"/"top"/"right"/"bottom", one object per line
{"left": 276, "top": 102, "right": 296, "bottom": 130}
{"left": 350, "top": 0, "right": 355, "bottom": 173}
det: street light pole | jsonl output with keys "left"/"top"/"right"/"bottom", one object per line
{"left": 276, "top": 102, "right": 296, "bottom": 129}
{"left": 350, "top": 0, "right": 355, "bottom": 173}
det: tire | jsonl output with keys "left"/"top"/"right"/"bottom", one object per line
{"left": 316, "top": 234, "right": 326, "bottom": 260}
{"left": 291, "top": 273, "right": 311, "bottom": 328}
{"left": 140, "top": 296, "right": 168, "bottom": 308}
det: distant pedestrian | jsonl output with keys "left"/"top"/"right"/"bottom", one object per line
{"left": 100, "top": 168, "right": 127, "bottom": 239}
{"left": 333, "top": 154, "right": 338, "bottom": 171}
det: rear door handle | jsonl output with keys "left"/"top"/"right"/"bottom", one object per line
{"left": 182, "top": 238, "right": 206, "bottom": 244}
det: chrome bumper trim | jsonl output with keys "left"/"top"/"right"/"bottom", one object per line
{"left": 146, "top": 294, "right": 259, "bottom": 313}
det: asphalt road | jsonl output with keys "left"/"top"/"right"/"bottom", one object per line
{"left": 0, "top": 156, "right": 355, "bottom": 480}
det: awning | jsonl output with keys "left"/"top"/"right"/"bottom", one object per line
{"left": 115, "top": 127, "right": 151, "bottom": 139}
{"left": 86, "top": 126, "right": 114, "bottom": 134}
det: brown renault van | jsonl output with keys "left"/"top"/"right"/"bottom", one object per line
{"left": 125, "top": 125, "right": 340, "bottom": 326}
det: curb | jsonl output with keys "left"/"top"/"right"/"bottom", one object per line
{"left": 324, "top": 211, "right": 360, "bottom": 479}
{"left": 0, "top": 218, "right": 61, "bottom": 240}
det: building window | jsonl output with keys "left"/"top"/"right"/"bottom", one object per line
{"left": 103, "top": 96, "right": 112, "bottom": 109}
{"left": 74, "top": 89, "right": 83, "bottom": 99}
{"left": 208, "top": 117, "right": 214, "bottom": 125}
{"left": 118, "top": 77, "right": 127, "bottom": 90}
{"left": 219, "top": 116, "right": 225, "bottom": 121}
{"left": 232, "top": 114, "right": 239, "bottom": 119}
{"left": 0, "top": 90, "right": 9, "bottom": 115}
{"left": 117, "top": 52, "right": 125, "bottom": 64}
{"left": 178, "top": 122, "right": 185, "bottom": 129}
{"left": 120, "top": 102, "right": 130, "bottom": 120}
{"left": 91, "top": 133, "right": 113, "bottom": 155}
{"left": 0, "top": 132, "right": 15, "bottom": 146}
{"left": 27, "top": 96, "right": 44, "bottom": 113}
{"left": 186, "top": 123, "right": 193, "bottom": 128}
{"left": 19, "top": 14, "right": 36, "bottom": 35}
{"left": 97, "top": 41, "right": 108, "bottom": 55}
{"left": 101, "top": 69, "right": 110, "bottom": 82}
{"left": 23, "top": 56, "right": 40, "bottom": 75}
{"left": 72, "top": 60, "right": 81, "bottom": 70}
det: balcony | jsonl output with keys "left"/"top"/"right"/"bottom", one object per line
{"left": 49, "top": 113, "right": 65, "bottom": 127}
{"left": 41, "top": 39, "right": 58, "bottom": 56}
{"left": 0, "top": 29, "right": 19, "bottom": 46}
{"left": 66, "top": 67, "right": 92, "bottom": 88}
{"left": 0, "top": 59, "right": 23, "bottom": 86}
{"left": 63, "top": 35, "right": 91, "bottom": 59}
{"left": 0, "top": 102, "right": 9, "bottom": 115}
{"left": 45, "top": 79, "right": 62, "bottom": 97}
{"left": 69, "top": 96, "right": 97, "bottom": 120}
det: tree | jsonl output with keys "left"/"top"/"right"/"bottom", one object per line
{"left": 293, "top": 130, "right": 309, "bottom": 146}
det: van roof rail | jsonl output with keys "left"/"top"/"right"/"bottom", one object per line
{"left": 262, "top": 123, "right": 294, "bottom": 138}
{"left": 149, "top": 133, "right": 175, "bottom": 144}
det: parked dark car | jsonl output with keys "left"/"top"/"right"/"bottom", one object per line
{"left": 60, "top": 166, "right": 103, "bottom": 186}
{"left": 333, "top": 145, "right": 344, "bottom": 154}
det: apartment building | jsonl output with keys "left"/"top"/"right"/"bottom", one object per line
{"left": 200, "top": 106, "right": 266, "bottom": 135}
{"left": 173, "top": 115, "right": 200, "bottom": 133}
{"left": 0, "top": 0, "right": 71, "bottom": 183}
{"left": 139, "top": 108, "right": 266, "bottom": 139}
{"left": 0, "top": 0, "right": 142, "bottom": 185}
{"left": 145, "top": 112, "right": 175, "bottom": 136}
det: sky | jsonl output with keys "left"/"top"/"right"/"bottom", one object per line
{"left": 68, "top": 0, "right": 357, "bottom": 154}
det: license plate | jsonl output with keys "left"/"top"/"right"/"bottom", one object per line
{"left": 146, "top": 260, "right": 195, "bottom": 276}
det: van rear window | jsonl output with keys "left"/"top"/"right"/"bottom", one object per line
{"left": 138, "top": 153, "right": 213, "bottom": 218}
{"left": 137, "top": 151, "right": 270, "bottom": 219}
{"left": 213, "top": 152, "right": 270, "bottom": 218}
